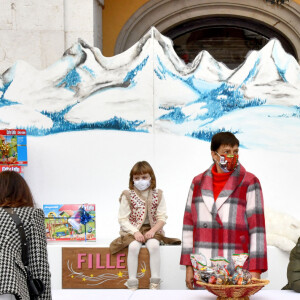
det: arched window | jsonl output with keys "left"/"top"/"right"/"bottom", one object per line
{"left": 115, "top": 1, "right": 300, "bottom": 67}
{"left": 164, "top": 17, "right": 297, "bottom": 69}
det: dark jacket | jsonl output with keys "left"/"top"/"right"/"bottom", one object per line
{"left": 0, "top": 207, "right": 51, "bottom": 299}
{"left": 282, "top": 237, "right": 300, "bottom": 293}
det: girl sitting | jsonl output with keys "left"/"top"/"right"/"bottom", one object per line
{"left": 110, "top": 161, "right": 180, "bottom": 290}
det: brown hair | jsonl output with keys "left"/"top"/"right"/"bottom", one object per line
{"left": 0, "top": 171, "right": 34, "bottom": 207}
{"left": 129, "top": 161, "right": 156, "bottom": 190}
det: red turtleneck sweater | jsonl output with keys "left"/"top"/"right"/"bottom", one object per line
{"left": 212, "top": 164, "right": 232, "bottom": 200}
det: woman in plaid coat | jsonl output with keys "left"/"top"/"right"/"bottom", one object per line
{"left": 0, "top": 171, "right": 51, "bottom": 300}
{"left": 180, "top": 132, "right": 268, "bottom": 289}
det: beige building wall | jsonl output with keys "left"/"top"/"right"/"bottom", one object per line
{"left": 0, "top": 0, "right": 104, "bottom": 74}
{"left": 102, "top": 0, "right": 149, "bottom": 56}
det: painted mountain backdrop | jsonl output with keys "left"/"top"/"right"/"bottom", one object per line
{"left": 0, "top": 28, "right": 300, "bottom": 151}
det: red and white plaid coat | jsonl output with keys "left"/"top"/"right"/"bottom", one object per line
{"left": 180, "top": 164, "right": 268, "bottom": 273}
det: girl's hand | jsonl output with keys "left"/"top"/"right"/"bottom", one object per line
{"left": 144, "top": 229, "right": 155, "bottom": 240}
{"left": 134, "top": 231, "right": 145, "bottom": 243}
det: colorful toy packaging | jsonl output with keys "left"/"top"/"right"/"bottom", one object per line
{"left": 0, "top": 129, "right": 27, "bottom": 165}
{"left": 0, "top": 165, "right": 24, "bottom": 174}
{"left": 43, "top": 204, "right": 96, "bottom": 241}
{"left": 190, "top": 252, "right": 252, "bottom": 285}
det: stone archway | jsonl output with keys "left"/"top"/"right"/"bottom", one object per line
{"left": 115, "top": 0, "right": 300, "bottom": 62}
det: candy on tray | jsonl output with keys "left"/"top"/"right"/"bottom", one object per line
{"left": 190, "top": 252, "right": 253, "bottom": 285}
{"left": 232, "top": 253, "right": 249, "bottom": 269}
{"left": 232, "top": 268, "right": 252, "bottom": 285}
{"left": 192, "top": 269, "right": 201, "bottom": 281}
{"left": 209, "top": 256, "right": 230, "bottom": 284}
{"left": 210, "top": 256, "right": 230, "bottom": 268}
{"left": 215, "top": 266, "right": 230, "bottom": 284}
{"left": 190, "top": 253, "right": 207, "bottom": 269}
{"left": 231, "top": 253, "right": 252, "bottom": 285}
{"left": 200, "top": 266, "right": 215, "bottom": 283}
{"left": 190, "top": 253, "right": 208, "bottom": 282}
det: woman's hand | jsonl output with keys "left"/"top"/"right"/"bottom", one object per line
{"left": 144, "top": 229, "right": 155, "bottom": 240}
{"left": 186, "top": 265, "right": 194, "bottom": 289}
{"left": 134, "top": 231, "right": 145, "bottom": 243}
{"left": 250, "top": 272, "right": 261, "bottom": 279}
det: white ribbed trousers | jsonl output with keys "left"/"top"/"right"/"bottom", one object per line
{"left": 127, "top": 238, "right": 160, "bottom": 279}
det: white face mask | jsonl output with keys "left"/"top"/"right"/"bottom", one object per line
{"left": 134, "top": 178, "right": 151, "bottom": 191}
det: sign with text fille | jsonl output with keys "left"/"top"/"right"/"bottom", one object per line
{"left": 62, "top": 248, "right": 151, "bottom": 289}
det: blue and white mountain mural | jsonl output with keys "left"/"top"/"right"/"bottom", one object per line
{"left": 0, "top": 27, "right": 300, "bottom": 152}
{"left": 1, "top": 27, "right": 300, "bottom": 251}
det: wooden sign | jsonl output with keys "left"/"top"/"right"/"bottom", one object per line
{"left": 62, "top": 247, "right": 151, "bottom": 289}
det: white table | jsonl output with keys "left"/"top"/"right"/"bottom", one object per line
{"left": 52, "top": 289, "right": 300, "bottom": 300}
{"left": 52, "top": 289, "right": 133, "bottom": 300}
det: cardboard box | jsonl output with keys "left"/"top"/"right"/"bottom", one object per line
{"left": 0, "top": 129, "right": 27, "bottom": 165}
{"left": 43, "top": 204, "right": 96, "bottom": 241}
{"left": 0, "top": 165, "right": 24, "bottom": 173}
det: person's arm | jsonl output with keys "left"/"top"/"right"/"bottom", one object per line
{"left": 180, "top": 183, "right": 194, "bottom": 265}
{"left": 144, "top": 192, "right": 167, "bottom": 239}
{"left": 186, "top": 265, "right": 194, "bottom": 289}
{"left": 180, "top": 183, "right": 195, "bottom": 289}
{"left": 246, "top": 177, "right": 268, "bottom": 275}
{"left": 28, "top": 208, "right": 52, "bottom": 300}
{"left": 144, "top": 220, "right": 165, "bottom": 239}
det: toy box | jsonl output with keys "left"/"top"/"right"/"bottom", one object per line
{"left": 0, "top": 165, "right": 24, "bottom": 174}
{"left": 43, "top": 204, "right": 96, "bottom": 241}
{"left": 0, "top": 129, "right": 27, "bottom": 165}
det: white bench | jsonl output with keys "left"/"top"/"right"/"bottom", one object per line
{"left": 49, "top": 244, "right": 289, "bottom": 290}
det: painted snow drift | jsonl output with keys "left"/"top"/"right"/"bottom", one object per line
{"left": 0, "top": 28, "right": 300, "bottom": 152}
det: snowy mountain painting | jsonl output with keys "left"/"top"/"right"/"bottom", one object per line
{"left": 0, "top": 27, "right": 300, "bottom": 152}
{"left": 1, "top": 27, "right": 300, "bottom": 248}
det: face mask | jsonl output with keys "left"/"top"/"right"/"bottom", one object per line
{"left": 134, "top": 178, "right": 151, "bottom": 191}
{"left": 215, "top": 152, "right": 239, "bottom": 173}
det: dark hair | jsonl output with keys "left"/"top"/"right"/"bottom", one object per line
{"left": 129, "top": 161, "right": 156, "bottom": 190}
{"left": 0, "top": 171, "right": 34, "bottom": 207}
{"left": 210, "top": 132, "right": 239, "bottom": 152}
